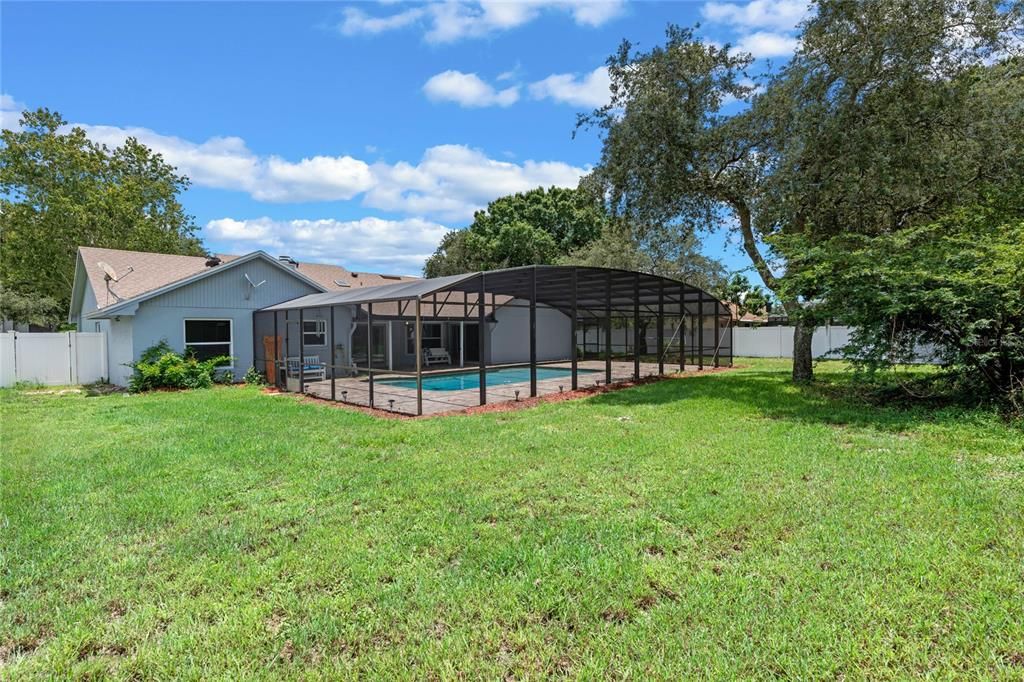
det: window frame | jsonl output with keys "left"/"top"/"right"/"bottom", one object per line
{"left": 406, "top": 321, "right": 443, "bottom": 354}
{"left": 302, "top": 318, "right": 327, "bottom": 347}
{"left": 183, "top": 318, "right": 234, "bottom": 368}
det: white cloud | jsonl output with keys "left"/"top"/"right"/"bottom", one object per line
{"left": 734, "top": 31, "right": 800, "bottom": 58}
{"left": 528, "top": 66, "right": 610, "bottom": 108}
{"left": 204, "top": 216, "right": 450, "bottom": 274}
{"left": 423, "top": 70, "right": 520, "bottom": 107}
{"left": 366, "top": 144, "right": 587, "bottom": 221}
{"left": 701, "top": 0, "right": 808, "bottom": 59}
{"left": 337, "top": 0, "right": 625, "bottom": 43}
{"left": 1, "top": 93, "right": 28, "bottom": 131}
{"left": 80, "top": 124, "right": 375, "bottom": 202}
{"left": 68, "top": 120, "right": 586, "bottom": 221}
{"left": 701, "top": 0, "right": 809, "bottom": 32}
{"left": 337, "top": 5, "right": 426, "bottom": 35}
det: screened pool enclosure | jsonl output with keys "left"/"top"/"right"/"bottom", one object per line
{"left": 253, "top": 265, "right": 733, "bottom": 415}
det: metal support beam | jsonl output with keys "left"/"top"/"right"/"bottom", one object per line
{"left": 570, "top": 267, "right": 578, "bottom": 390}
{"left": 415, "top": 298, "right": 423, "bottom": 416}
{"left": 698, "top": 290, "right": 704, "bottom": 371}
{"left": 605, "top": 271, "right": 612, "bottom": 385}
{"left": 273, "top": 311, "right": 280, "bottom": 389}
{"left": 633, "top": 273, "right": 641, "bottom": 381}
{"left": 529, "top": 266, "right": 537, "bottom": 397}
{"left": 329, "top": 305, "right": 336, "bottom": 401}
{"left": 478, "top": 275, "right": 486, "bottom": 406}
{"left": 367, "top": 303, "right": 374, "bottom": 407}
{"left": 679, "top": 285, "right": 685, "bottom": 373}
{"left": 298, "top": 308, "right": 305, "bottom": 394}
{"left": 657, "top": 279, "right": 665, "bottom": 375}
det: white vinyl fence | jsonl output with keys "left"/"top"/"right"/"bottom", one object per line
{"left": 0, "top": 332, "right": 108, "bottom": 387}
{"left": 733, "top": 325, "right": 853, "bottom": 359}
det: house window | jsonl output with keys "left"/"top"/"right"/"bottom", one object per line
{"left": 406, "top": 322, "right": 443, "bottom": 354}
{"left": 303, "top": 319, "right": 326, "bottom": 346}
{"left": 184, "top": 319, "right": 232, "bottom": 365}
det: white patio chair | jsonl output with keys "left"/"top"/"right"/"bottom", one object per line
{"left": 422, "top": 347, "right": 451, "bottom": 366}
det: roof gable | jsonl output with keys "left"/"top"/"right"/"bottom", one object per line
{"left": 75, "top": 247, "right": 420, "bottom": 313}
{"left": 82, "top": 249, "right": 327, "bottom": 318}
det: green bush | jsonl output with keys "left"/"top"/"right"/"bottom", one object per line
{"left": 243, "top": 366, "right": 267, "bottom": 386}
{"left": 129, "top": 341, "right": 233, "bottom": 393}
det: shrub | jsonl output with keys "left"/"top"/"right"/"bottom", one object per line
{"left": 129, "top": 341, "right": 233, "bottom": 393}
{"left": 243, "top": 366, "right": 267, "bottom": 386}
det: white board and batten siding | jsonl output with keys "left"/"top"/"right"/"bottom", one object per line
{"left": 0, "top": 332, "right": 108, "bottom": 387}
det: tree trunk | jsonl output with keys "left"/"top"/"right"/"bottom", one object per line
{"left": 792, "top": 319, "right": 815, "bottom": 384}
{"left": 729, "top": 199, "right": 816, "bottom": 383}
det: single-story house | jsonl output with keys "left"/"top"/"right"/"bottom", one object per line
{"left": 68, "top": 246, "right": 583, "bottom": 386}
{"left": 69, "top": 247, "right": 420, "bottom": 385}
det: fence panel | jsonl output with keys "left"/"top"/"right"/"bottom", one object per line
{"left": 0, "top": 334, "right": 14, "bottom": 387}
{"left": 734, "top": 326, "right": 848, "bottom": 359}
{"left": 0, "top": 332, "right": 108, "bottom": 387}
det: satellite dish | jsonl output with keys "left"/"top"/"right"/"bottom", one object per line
{"left": 243, "top": 273, "right": 266, "bottom": 300}
{"left": 98, "top": 261, "right": 120, "bottom": 282}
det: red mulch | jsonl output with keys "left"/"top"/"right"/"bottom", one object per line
{"left": 263, "top": 364, "right": 739, "bottom": 419}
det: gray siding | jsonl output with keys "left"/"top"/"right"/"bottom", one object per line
{"left": 129, "top": 259, "right": 321, "bottom": 381}
{"left": 144, "top": 259, "right": 316, "bottom": 310}
{"left": 490, "top": 299, "right": 572, "bottom": 365}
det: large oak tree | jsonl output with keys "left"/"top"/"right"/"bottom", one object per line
{"left": 582, "top": 0, "right": 1022, "bottom": 383}
{"left": 1, "top": 109, "right": 204, "bottom": 325}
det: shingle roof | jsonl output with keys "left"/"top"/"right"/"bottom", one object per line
{"left": 77, "top": 246, "right": 419, "bottom": 311}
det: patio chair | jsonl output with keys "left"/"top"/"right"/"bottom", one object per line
{"left": 422, "top": 347, "right": 451, "bottom": 366}
{"left": 286, "top": 355, "right": 327, "bottom": 381}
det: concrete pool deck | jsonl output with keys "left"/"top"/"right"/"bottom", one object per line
{"left": 299, "top": 360, "right": 720, "bottom": 415}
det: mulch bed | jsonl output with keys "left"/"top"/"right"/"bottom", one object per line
{"left": 265, "top": 364, "right": 739, "bottom": 419}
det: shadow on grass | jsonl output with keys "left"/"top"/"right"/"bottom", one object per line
{"left": 588, "top": 366, "right": 994, "bottom": 434}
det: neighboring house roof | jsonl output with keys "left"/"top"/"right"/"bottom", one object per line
{"left": 73, "top": 246, "right": 419, "bottom": 319}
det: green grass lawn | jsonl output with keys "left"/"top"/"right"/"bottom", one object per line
{"left": 2, "top": 359, "right": 1022, "bottom": 679}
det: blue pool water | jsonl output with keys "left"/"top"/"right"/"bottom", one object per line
{"left": 375, "top": 367, "right": 598, "bottom": 391}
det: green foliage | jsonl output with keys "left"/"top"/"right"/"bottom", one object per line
{"left": 0, "top": 109, "right": 204, "bottom": 314}
{"left": 0, "top": 289, "right": 62, "bottom": 328}
{"left": 129, "top": 341, "right": 233, "bottom": 393}
{"left": 719, "top": 274, "right": 773, "bottom": 318}
{"left": 781, "top": 188, "right": 1024, "bottom": 407}
{"left": 423, "top": 186, "right": 607, "bottom": 276}
{"left": 561, "top": 219, "right": 726, "bottom": 292}
{"left": 243, "top": 365, "right": 267, "bottom": 386}
{"left": 582, "top": 3, "right": 1023, "bottom": 382}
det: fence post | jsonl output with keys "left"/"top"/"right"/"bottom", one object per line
{"left": 67, "top": 331, "right": 76, "bottom": 385}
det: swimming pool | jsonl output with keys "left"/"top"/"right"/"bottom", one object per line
{"left": 375, "top": 366, "right": 598, "bottom": 391}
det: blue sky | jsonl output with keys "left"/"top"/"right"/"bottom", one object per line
{"left": 2, "top": 1, "right": 806, "bottom": 277}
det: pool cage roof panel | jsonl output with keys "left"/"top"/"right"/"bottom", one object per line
{"left": 260, "top": 265, "right": 730, "bottom": 318}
